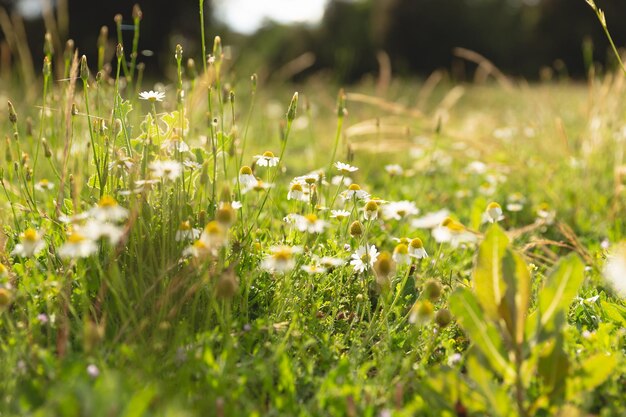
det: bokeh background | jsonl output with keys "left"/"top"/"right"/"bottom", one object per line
{"left": 2, "top": 0, "right": 626, "bottom": 82}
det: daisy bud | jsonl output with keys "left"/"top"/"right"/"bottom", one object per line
{"left": 216, "top": 203, "right": 236, "bottom": 227}
{"left": 42, "top": 56, "right": 51, "bottom": 77}
{"left": 349, "top": 220, "right": 364, "bottom": 237}
{"left": 132, "top": 4, "right": 143, "bottom": 21}
{"left": 42, "top": 138, "right": 52, "bottom": 158}
{"left": 187, "top": 58, "right": 197, "bottom": 80}
{"left": 8, "top": 100, "right": 17, "bottom": 125}
{"left": 64, "top": 39, "right": 74, "bottom": 62}
{"left": 336, "top": 88, "right": 347, "bottom": 118}
{"left": 212, "top": 36, "right": 222, "bottom": 63}
{"left": 423, "top": 279, "right": 442, "bottom": 302}
{"left": 98, "top": 26, "right": 108, "bottom": 50}
{"left": 374, "top": 251, "right": 393, "bottom": 282}
{"left": 44, "top": 32, "right": 54, "bottom": 57}
{"left": 116, "top": 43, "right": 124, "bottom": 61}
{"left": 287, "top": 92, "right": 299, "bottom": 122}
{"left": 311, "top": 185, "right": 319, "bottom": 206}
{"left": 80, "top": 55, "right": 89, "bottom": 82}
{"left": 114, "top": 14, "right": 123, "bottom": 26}
{"left": 175, "top": 44, "right": 183, "bottom": 62}
{"left": 485, "top": 202, "right": 503, "bottom": 223}
{"left": 435, "top": 309, "right": 452, "bottom": 328}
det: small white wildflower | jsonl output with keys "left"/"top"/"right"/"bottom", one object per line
{"left": 384, "top": 164, "right": 404, "bottom": 176}
{"left": 383, "top": 201, "right": 419, "bottom": 220}
{"left": 175, "top": 221, "right": 201, "bottom": 241}
{"left": 334, "top": 161, "right": 358, "bottom": 174}
{"left": 254, "top": 151, "right": 279, "bottom": 167}
{"left": 340, "top": 184, "right": 370, "bottom": 202}
{"left": 295, "top": 214, "right": 327, "bottom": 234}
{"left": 408, "top": 238, "right": 428, "bottom": 259}
{"left": 89, "top": 196, "right": 129, "bottom": 222}
{"left": 86, "top": 364, "right": 100, "bottom": 378}
{"left": 261, "top": 246, "right": 303, "bottom": 274}
{"left": 238, "top": 166, "right": 257, "bottom": 189}
{"left": 149, "top": 160, "right": 183, "bottom": 181}
{"left": 330, "top": 209, "right": 351, "bottom": 220}
{"left": 58, "top": 231, "right": 98, "bottom": 259}
{"left": 34, "top": 179, "right": 54, "bottom": 192}
{"left": 482, "top": 202, "right": 504, "bottom": 224}
{"left": 411, "top": 209, "right": 450, "bottom": 229}
{"left": 350, "top": 245, "right": 379, "bottom": 273}
{"left": 139, "top": 90, "right": 165, "bottom": 102}
{"left": 301, "top": 264, "right": 327, "bottom": 275}
{"left": 392, "top": 243, "right": 411, "bottom": 265}
{"left": 287, "top": 182, "right": 307, "bottom": 202}
{"left": 11, "top": 228, "right": 46, "bottom": 257}
{"left": 331, "top": 175, "right": 352, "bottom": 186}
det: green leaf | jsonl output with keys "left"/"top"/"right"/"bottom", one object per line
{"left": 472, "top": 223, "right": 509, "bottom": 321}
{"left": 537, "top": 329, "right": 569, "bottom": 402}
{"left": 575, "top": 354, "right": 617, "bottom": 394}
{"left": 537, "top": 253, "right": 585, "bottom": 333}
{"left": 500, "top": 249, "right": 531, "bottom": 345}
{"left": 449, "top": 288, "right": 515, "bottom": 379}
{"left": 601, "top": 301, "right": 626, "bottom": 326}
{"left": 466, "top": 354, "right": 514, "bottom": 417}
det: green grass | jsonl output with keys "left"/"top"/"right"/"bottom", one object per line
{"left": 0, "top": 9, "right": 626, "bottom": 417}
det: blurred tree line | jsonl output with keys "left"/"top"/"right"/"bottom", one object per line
{"left": 2, "top": 0, "right": 626, "bottom": 82}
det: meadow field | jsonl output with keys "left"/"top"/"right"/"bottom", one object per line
{"left": 0, "top": 4, "right": 625, "bottom": 416}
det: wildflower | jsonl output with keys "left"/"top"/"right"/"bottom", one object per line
{"left": 295, "top": 214, "right": 327, "bottom": 234}
{"left": 409, "top": 238, "right": 428, "bottom": 259}
{"left": 384, "top": 164, "right": 403, "bottom": 176}
{"left": 89, "top": 195, "right": 128, "bottom": 222}
{"left": 0, "top": 263, "right": 8, "bottom": 280}
{"left": 11, "top": 228, "right": 46, "bottom": 257}
{"left": 411, "top": 209, "right": 450, "bottom": 229}
{"left": 330, "top": 209, "right": 351, "bottom": 220}
{"left": 536, "top": 203, "right": 555, "bottom": 224}
{"left": 301, "top": 263, "right": 327, "bottom": 275}
{"left": 432, "top": 217, "right": 477, "bottom": 247}
{"left": 249, "top": 179, "right": 273, "bottom": 192}
{"left": 37, "top": 313, "right": 49, "bottom": 324}
{"left": 183, "top": 160, "right": 202, "bottom": 170}
{"left": 175, "top": 221, "right": 201, "bottom": 241}
{"left": 317, "top": 256, "right": 346, "bottom": 268}
{"left": 435, "top": 309, "right": 452, "bottom": 328}
{"left": 58, "top": 231, "right": 98, "bottom": 259}
{"left": 506, "top": 192, "right": 526, "bottom": 212}
{"left": 199, "top": 221, "right": 228, "bottom": 251}
{"left": 363, "top": 200, "right": 379, "bottom": 220}
{"left": 287, "top": 182, "right": 307, "bottom": 202}
{"left": 139, "top": 90, "right": 165, "bottom": 102}
{"left": 34, "top": 178, "right": 54, "bottom": 191}
{"left": 335, "top": 161, "right": 358, "bottom": 174}
{"left": 392, "top": 243, "right": 411, "bottom": 265}
{"left": 254, "top": 151, "right": 279, "bottom": 167}
{"left": 374, "top": 251, "right": 394, "bottom": 286}
{"left": 409, "top": 300, "right": 434, "bottom": 325}
{"left": 465, "top": 161, "right": 487, "bottom": 175}
{"left": 341, "top": 184, "right": 370, "bottom": 202}
{"left": 161, "top": 137, "right": 190, "bottom": 154}
{"left": 261, "top": 245, "right": 302, "bottom": 273}
{"left": 350, "top": 244, "right": 379, "bottom": 273}
{"left": 79, "top": 220, "right": 124, "bottom": 245}
{"left": 349, "top": 220, "right": 364, "bottom": 237}
{"left": 604, "top": 242, "right": 626, "bottom": 296}
{"left": 236, "top": 166, "right": 255, "bottom": 187}
{"left": 383, "top": 201, "right": 419, "bottom": 221}
{"left": 483, "top": 202, "right": 504, "bottom": 224}
{"left": 216, "top": 202, "right": 237, "bottom": 227}
{"left": 149, "top": 160, "right": 182, "bottom": 181}
{"left": 86, "top": 364, "right": 100, "bottom": 378}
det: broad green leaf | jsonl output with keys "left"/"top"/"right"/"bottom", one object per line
{"left": 537, "top": 330, "right": 569, "bottom": 402}
{"left": 466, "top": 354, "right": 514, "bottom": 417}
{"left": 566, "top": 353, "right": 617, "bottom": 400}
{"left": 500, "top": 249, "right": 531, "bottom": 345}
{"left": 470, "top": 196, "right": 487, "bottom": 230}
{"left": 538, "top": 253, "right": 585, "bottom": 333}
{"left": 449, "top": 288, "right": 515, "bottom": 379}
{"left": 601, "top": 301, "right": 626, "bottom": 326}
{"left": 473, "top": 223, "right": 509, "bottom": 321}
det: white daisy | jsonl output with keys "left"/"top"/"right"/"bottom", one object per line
{"left": 340, "top": 184, "right": 370, "bottom": 202}
{"left": 261, "top": 245, "right": 303, "bottom": 274}
{"left": 334, "top": 161, "right": 358, "bottom": 174}
{"left": 254, "top": 151, "right": 279, "bottom": 167}
{"left": 238, "top": 166, "right": 257, "bottom": 189}
{"left": 482, "top": 202, "right": 504, "bottom": 224}
{"left": 382, "top": 201, "right": 419, "bottom": 220}
{"left": 295, "top": 214, "right": 327, "bottom": 234}
{"left": 408, "top": 238, "right": 428, "bottom": 259}
{"left": 11, "top": 228, "right": 46, "bottom": 257}
{"left": 149, "top": 160, "right": 183, "bottom": 181}
{"left": 301, "top": 264, "right": 327, "bottom": 275}
{"left": 89, "top": 196, "right": 129, "bottom": 222}
{"left": 384, "top": 164, "right": 404, "bottom": 176}
{"left": 58, "top": 232, "right": 98, "bottom": 259}
{"left": 79, "top": 219, "right": 125, "bottom": 245}
{"left": 139, "top": 90, "right": 165, "bottom": 102}
{"left": 175, "top": 221, "right": 201, "bottom": 241}
{"left": 350, "top": 244, "right": 379, "bottom": 273}
{"left": 330, "top": 209, "right": 351, "bottom": 220}
{"left": 392, "top": 243, "right": 411, "bottom": 265}
{"left": 34, "top": 179, "right": 55, "bottom": 192}
{"left": 287, "top": 182, "right": 307, "bottom": 202}
{"left": 411, "top": 209, "right": 450, "bottom": 229}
